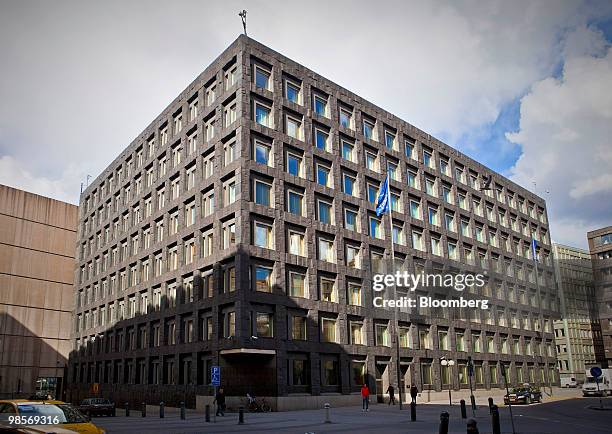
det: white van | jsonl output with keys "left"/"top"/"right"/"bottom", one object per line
{"left": 560, "top": 377, "right": 577, "bottom": 388}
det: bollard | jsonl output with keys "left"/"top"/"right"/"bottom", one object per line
{"left": 238, "top": 406, "right": 244, "bottom": 424}
{"left": 125, "top": 402, "right": 129, "bottom": 417}
{"left": 324, "top": 403, "right": 331, "bottom": 423}
{"left": 180, "top": 401, "right": 185, "bottom": 420}
{"left": 159, "top": 401, "right": 164, "bottom": 418}
{"left": 410, "top": 401, "right": 416, "bottom": 421}
{"left": 466, "top": 418, "right": 479, "bottom": 434}
{"left": 491, "top": 404, "right": 501, "bottom": 434}
{"left": 470, "top": 394, "right": 476, "bottom": 411}
{"left": 460, "top": 399, "right": 467, "bottom": 419}
{"left": 205, "top": 404, "right": 210, "bottom": 422}
{"left": 141, "top": 402, "right": 146, "bottom": 418}
{"left": 488, "top": 397, "right": 494, "bottom": 414}
{"left": 439, "top": 411, "right": 449, "bottom": 434}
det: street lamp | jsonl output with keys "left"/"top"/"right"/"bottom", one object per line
{"left": 441, "top": 357, "right": 455, "bottom": 406}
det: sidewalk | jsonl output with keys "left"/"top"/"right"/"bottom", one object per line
{"left": 415, "top": 386, "right": 580, "bottom": 405}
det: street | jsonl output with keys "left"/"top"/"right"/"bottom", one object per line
{"left": 93, "top": 396, "right": 612, "bottom": 434}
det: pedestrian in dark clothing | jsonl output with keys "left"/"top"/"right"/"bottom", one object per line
{"left": 361, "top": 384, "right": 370, "bottom": 411}
{"left": 410, "top": 385, "right": 418, "bottom": 404}
{"left": 214, "top": 388, "right": 226, "bottom": 416}
{"left": 386, "top": 385, "right": 396, "bottom": 405}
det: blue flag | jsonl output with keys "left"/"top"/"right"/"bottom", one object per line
{"left": 376, "top": 175, "right": 390, "bottom": 217}
{"left": 531, "top": 239, "right": 538, "bottom": 262}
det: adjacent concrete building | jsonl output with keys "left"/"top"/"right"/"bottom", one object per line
{"left": 68, "top": 36, "right": 560, "bottom": 409}
{"left": 0, "top": 184, "right": 77, "bottom": 399}
{"left": 552, "top": 243, "right": 601, "bottom": 383}
{"left": 587, "top": 226, "right": 612, "bottom": 368}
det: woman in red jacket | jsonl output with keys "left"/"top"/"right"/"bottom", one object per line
{"left": 361, "top": 383, "right": 370, "bottom": 411}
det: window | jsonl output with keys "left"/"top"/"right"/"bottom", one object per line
{"left": 254, "top": 65, "right": 271, "bottom": 90}
{"left": 287, "top": 189, "right": 304, "bottom": 216}
{"left": 202, "top": 229, "right": 214, "bottom": 257}
{"left": 318, "top": 236, "right": 335, "bottom": 263}
{"left": 410, "top": 199, "right": 421, "bottom": 219}
{"left": 254, "top": 179, "right": 272, "bottom": 207}
{"left": 313, "top": 94, "right": 328, "bottom": 117}
{"left": 348, "top": 283, "right": 362, "bottom": 306}
{"left": 431, "top": 236, "right": 441, "bottom": 256}
{"left": 387, "top": 161, "right": 399, "bottom": 181}
{"left": 425, "top": 177, "right": 436, "bottom": 196}
{"left": 339, "top": 107, "right": 352, "bottom": 129}
{"left": 189, "top": 99, "right": 198, "bottom": 121}
{"left": 186, "top": 165, "right": 196, "bottom": 190}
{"left": 423, "top": 150, "right": 434, "bottom": 168}
{"left": 385, "top": 130, "right": 396, "bottom": 150}
{"left": 407, "top": 168, "right": 419, "bottom": 189}
{"left": 224, "top": 64, "right": 236, "bottom": 89}
{"left": 286, "top": 114, "right": 302, "bottom": 139}
{"left": 288, "top": 271, "right": 306, "bottom": 297}
{"left": 341, "top": 140, "right": 355, "bottom": 162}
{"left": 369, "top": 216, "right": 383, "bottom": 239}
{"left": 254, "top": 221, "right": 273, "bottom": 249}
{"left": 254, "top": 140, "right": 272, "bottom": 166}
{"left": 203, "top": 153, "right": 214, "bottom": 178}
{"left": 316, "top": 162, "right": 331, "bottom": 187}
{"left": 255, "top": 313, "right": 273, "bottom": 337}
{"left": 376, "top": 324, "right": 390, "bottom": 346}
{"left": 412, "top": 230, "right": 423, "bottom": 251}
{"left": 344, "top": 208, "right": 359, "bottom": 231}
{"left": 173, "top": 113, "right": 183, "bottom": 135}
{"left": 185, "top": 201, "right": 196, "bottom": 226}
{"left": 363, "top": 119, "right": 375, "bottom": 140}
{"left": 224, "top": 140, "right": 236, "bottom": 165}
{"left": 254, "top": 265, "right": 273, "bottom": 292}
{"left": 346, "top": 244, "right": 360, "bottom": 268}
{"left": 317, "top": 199, "right": 333, "bottom": 224}
{"left": 254, "top": 100, "right": 272, "bottom": 127}
{"left": 428, "top": 206, "right": 439, "bottom": 225}
{"left": 205, "top": 117, "right": 215, "bottom": 141}
{"left": 205, "top": 83, "right": 216, "bottom": 106}
{"left": 291, "top": 316, "right": 307, "bottom": 340}
{"left": 223, "top": 221, "right": 236, "bottom": 248}
{"left": 202, "top": 189, "right": 214, "bottom": 216}
{"left": 350, "top": 322, "right": 364, "bottom": 345}
{"left": 365, "top": 150, "right": 379, "bottom": 172}
{"left": 321, "top": 318, "right": 337, "bottom": 343}
{"left": 315, "top": 128, "right": 330, "bottom": 151}
{"left": 223, "top": 180, "right": 236, "bottom": 205}
{"left": 285, "top": 79, "right": 301, "bottom": 104}
{"left": 286, "top": 151, "right": 303, "bottom": 177}
{"left": 392, "top": 224, "right": 404, "bottom": 245}
{"left": 343, "top": 173, "right": 357, "bottom": 196}
{"left": 224, "top": 102, "right": 237, "bottom": 126}
{"left": 367, "top": 182, "right": 378, "bottom": 204}
{"left": 288, "top": 229, "right": 305, "bottom": 256}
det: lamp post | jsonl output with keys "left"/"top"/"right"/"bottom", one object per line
{"left": 441, "top": 357, "right": 455, "bottom": 406}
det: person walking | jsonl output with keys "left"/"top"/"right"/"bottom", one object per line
{"left": 410, "top": 384, "right": 418, "bottom": 404}
{"left": 214, "top": 387, "right": 226, "bottom": 416}
{"left": 361, "top": 383, "right": 370, "bottom": 412}
{"left": 386, "top": 385, "right": 396, "bottom": 405}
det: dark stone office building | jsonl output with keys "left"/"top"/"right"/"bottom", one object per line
{"left": 587, "top": 226, "right": 612, "bottom": 368}
{"left": 68, "top": 36, "right": 559, "bottom": 409}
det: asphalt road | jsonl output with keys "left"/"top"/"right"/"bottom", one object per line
{"left": 93, "top": 396, "right": 612, "bottom": 434}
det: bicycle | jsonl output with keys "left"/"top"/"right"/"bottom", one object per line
{"left": 245, "top": 393, "right": 271, "bottom": 412}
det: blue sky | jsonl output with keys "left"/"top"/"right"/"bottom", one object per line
{"left": 0, "top": 0, "right": 611, "bottom": 248}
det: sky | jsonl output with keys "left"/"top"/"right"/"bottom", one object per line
{"left": 0, "top": 0, "right": 611, "bottom": 249}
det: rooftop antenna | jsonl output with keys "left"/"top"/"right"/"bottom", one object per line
{"left": 238, "top": 10, "right": 247, "bottom": 36}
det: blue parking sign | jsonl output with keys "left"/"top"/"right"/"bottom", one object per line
{"left": 211, "top": 365, "right": 221, "bottom": 386}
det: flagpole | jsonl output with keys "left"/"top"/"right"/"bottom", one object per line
{"left": 385, "top": 173, "right": 403, "bottom": 409}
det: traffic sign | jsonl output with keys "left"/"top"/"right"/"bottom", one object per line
{"left": 211, "top": 365, "right": 221, "bottom": 386}
{"left": 590, "top": 366, "right": 603, "bottom": 379}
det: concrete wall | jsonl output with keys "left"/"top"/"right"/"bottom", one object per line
{"left": 0, "top": 184, "right": 77, "bottom": 397}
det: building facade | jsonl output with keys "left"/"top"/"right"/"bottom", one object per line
{"left": 68, "top": 36, "right": 559, "bottom": 409}
{"left": 552, "top": 243, "right": 601, "bottom": 383}
{"left": 0, "top": 184, "right": 77, "bottom": 399}
{"left": 587, "top": 226, "right": 612, "bottom": 368}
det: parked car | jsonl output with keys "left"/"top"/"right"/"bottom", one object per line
{"left": 503, "top": 384, "right": 542, "bottom": 405}
{"left": 0, "top": 399, "right": 105, "bottom": 433}
{"left": 77, "top": 398, "right": 115, "bottom": 417}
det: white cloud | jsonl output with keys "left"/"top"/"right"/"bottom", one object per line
{"left": 0, "top": 156, "right": 81, "bottom": 204}
{"left": 508, "top": 26, "right": 612, "bottom": 248}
